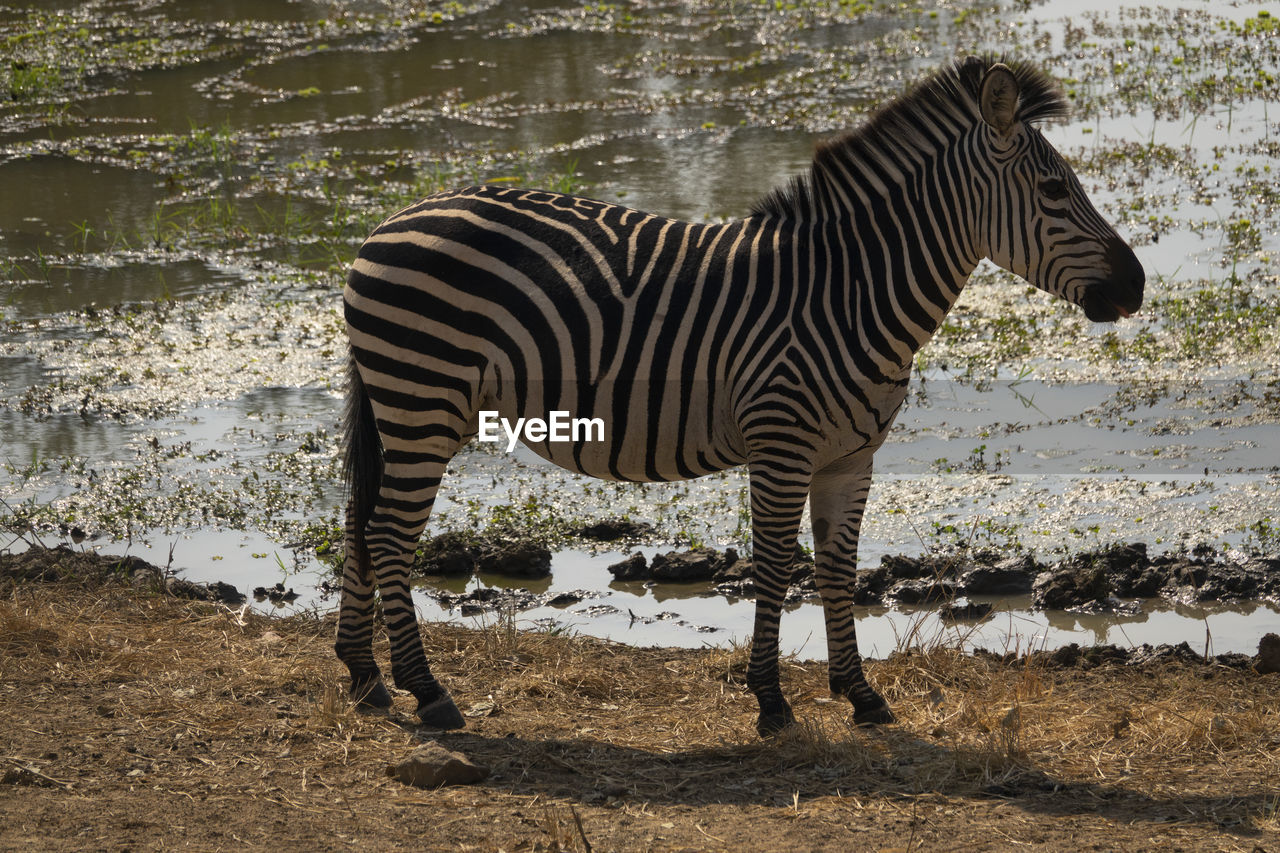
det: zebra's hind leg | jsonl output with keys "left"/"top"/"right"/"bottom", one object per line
{"left": 745, "top": 460, "right": 811, "bottom": 737}
{"left": 334, "top": 501, "right": 393, "bottom": 711}
{"left": 810, "top": 462, "right": 895, "bottom": 726}
{"left": 365, "top": 456, "right": 466, "bottom": 730}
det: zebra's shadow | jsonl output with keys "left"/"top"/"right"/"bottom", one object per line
{"left": 419, "top": 725, "right": 1271, "bottom": 836}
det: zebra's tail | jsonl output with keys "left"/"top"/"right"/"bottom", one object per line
{"left": 343, "top": 353, "right": 382, "bottom": 545}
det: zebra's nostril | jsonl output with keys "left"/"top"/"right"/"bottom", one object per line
{"left": 1106, "top": 239, "right": 1144, "bottom": 308}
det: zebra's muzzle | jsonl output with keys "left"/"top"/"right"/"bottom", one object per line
{"left": 1081, "top": 240, "right": 1145, "bottom": 323}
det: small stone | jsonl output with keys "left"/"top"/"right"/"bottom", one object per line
{"left": 463, "top": 700, "right": 498, "bottom": 718}
{"left": 649, "top": 549, "right": 720, "bottom": 582}
{"left": 606, "top": 552, "right": 649, "bottom": 581}
{"left": 1257, "top": 633, "right": 1280, "bottom": 675}
{"left": 712, "top": 549, "right": 752, "bottom": 582}
{"left": 387, "top": 742, "right": 489, "bottom": 788}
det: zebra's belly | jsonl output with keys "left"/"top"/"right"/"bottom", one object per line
{"left": 520, "top": 431, "right": 746, "bottom": 483}
{"left": 475, "top": 385, "right": 747, "bottom": 483}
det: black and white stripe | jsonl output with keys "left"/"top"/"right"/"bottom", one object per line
{"left": 334, "top": 56, "right": 1144, "bottom": 735}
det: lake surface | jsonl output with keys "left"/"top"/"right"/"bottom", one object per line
{"left": 2, "top": 0, "right": 1278, "bottom": 655}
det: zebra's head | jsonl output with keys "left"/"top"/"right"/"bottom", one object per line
{"left": 974, "top": 59, "right": 1145, "bottom": 322}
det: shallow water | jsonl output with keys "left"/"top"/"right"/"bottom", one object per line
{"left": 2, "top": 0, "right": 1279, "bottom": 657}
{"left": 408, "top": 549, "right": 1280, "bottom": 658}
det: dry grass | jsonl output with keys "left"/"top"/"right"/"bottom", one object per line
{"left": 1, "top": 580, "right": 1278, "bottom": 850}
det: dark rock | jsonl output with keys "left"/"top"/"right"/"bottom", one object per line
{"left": 1079, "top": 644, "right": 1128, "bottom": 668}
{"left": 713, "top": 578, "right": 754, "bottom": 598}
{"left": 1258, "top": 633, "right": 1280, "bottom": 675}
{"left": 1048, "top": 644, "right": 1082, "bottom": 667}
{"left": 577, "top": 518, "right": 656, "bottom": 541}
{"left": 880, "top": 554, "right": 924, "bottom": 580}
{"left": 1193, "top": 564, "right": 1258, "bottom": 602}
{"left": 1166, "top": 558, "right": 1208, "bottom": 589}
{"left": 1129, "top": 641, "right": 1202, "bottom": 666}
{"left": 478, "top": 539, "right": 551, "bottom": 578}
{"left": 607, "top": 552, "right": 649, "bottom": 581}
{"left": 1118, "top": 565, "right": 1166, "bottom": 599}
{"left": 783, "top": 575, "right": 819, "bottom": 604}
{"left": 852, "top": 565, "right": 893, "bottom": 604}
{"left": 252, "top": 582, "right": 294, "bottom": 606}
{"left": 649, "top": 548, "right": 720, "bottom": 582}
{"left": 889, "top": 577, "right": 957, "bottom": 604}
{"left": 922, "top": 554, "right": 970, "bottom": 579}
{"left": 208, "top": 580, "right": 246, "bottom": 605}
{"left": 1034, "top": 643, "right": 1128, "bottom": 669}
{"left": 1246, "top": 558, "right": 1280, "bottom": 598}
{"left": 387, "top": 742, "right": 488, "bottom": 788}
{"left": 411, "top": 531, "right": 551, "bottom": 579}
{"left": 1032, "top": 561, "right": 1110, "bottom": 610}
{"left": 959, "top": 555, "right": 1038, "bottom": 596}
{"left": 1100, "top": 541, "right": 1148, "bottom": 573}
{"left": 712, "top": 548, "right": 752, "bottom": 582}
{"left": 166, "top": 576, "right": 247, "bottom": 604}
{"left": 413, "top": 531, "right": 479, "bottom": 577}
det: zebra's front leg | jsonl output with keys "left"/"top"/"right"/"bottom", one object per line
{"left": 810, "top": 460, "right": 896, "bottom": 726}
{"left": 745, "top": 460, "right": 811, "bottom": 737}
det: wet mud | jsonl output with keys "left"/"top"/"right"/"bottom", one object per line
{"left": 0, "top": 543, "right": 244, "bottom": 605}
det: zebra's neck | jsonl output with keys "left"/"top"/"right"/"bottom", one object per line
{"left": 752, "top": 138, "right": 987, "bottom": 375}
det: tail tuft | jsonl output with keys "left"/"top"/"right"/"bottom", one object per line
{"left": 343, "top": 354, "right": 383, "bottom": 541}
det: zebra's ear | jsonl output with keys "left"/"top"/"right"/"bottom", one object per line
{"left": 979, "top": 63, "right": 1020, "bottom": 136}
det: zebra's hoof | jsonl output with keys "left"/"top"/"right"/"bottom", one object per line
{"left": 416, "top": 693, "right": 466, "bottom": 730}
{"left": 853, "top": 701, "right": 896, "bottom": 726}
{"left": 755, "top": 705, "right": 796, "bottom": 738}
{"left": 351, "top": 678, "right": 393, "bottom": 711}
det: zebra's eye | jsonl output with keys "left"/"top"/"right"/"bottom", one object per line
{"left": 1041, "top": 178, "right": 1069, "bottom": 201}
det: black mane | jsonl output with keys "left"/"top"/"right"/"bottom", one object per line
{"left": 751, "top": 55, "right": 1069, "bottom": 220}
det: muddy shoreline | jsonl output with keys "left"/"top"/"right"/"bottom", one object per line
{"left": 405, "top": 527, "right": 1280, "bottom": 614}
{"left": 5, "top": 537, "right": 1279, "bottom": 672}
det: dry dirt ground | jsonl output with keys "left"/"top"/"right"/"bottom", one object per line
{"left": 1, "top": 557, "right": 1278, "bottom": 852}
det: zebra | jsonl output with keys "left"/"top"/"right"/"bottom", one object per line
{"left": 335, "top": 55, "right": 1144, "bottom": 737}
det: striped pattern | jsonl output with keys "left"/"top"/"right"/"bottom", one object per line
{"left": 334, "top": 56, "right": 1144, "bottom": 735}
